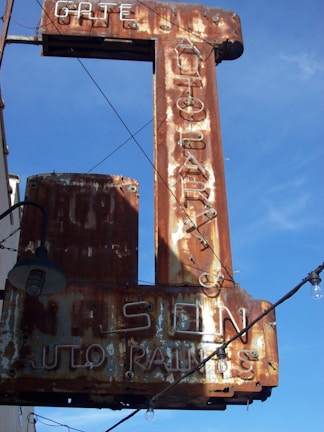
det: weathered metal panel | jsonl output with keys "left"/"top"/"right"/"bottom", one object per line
{"left": 20, "top": 173, "right": 139, "bottom": 284}
{"left": 154, "top": 38, "right": 233, "bottom": 285}
{"left": 40, "top": 1, "right": 240, "bottom": 286}
{"left": 40, "top": 0, "right": 243, "bottom": 62}
{"left": 0, "top": 280, "right": 278, "bottom": 409}
{"left": 0, "top": 0, "right": 279, "bottom": 411}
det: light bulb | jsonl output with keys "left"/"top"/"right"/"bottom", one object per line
{"left": 215, "top": 346, "right": 228, "bottom": 374}
{"left": 145, "top": 407, "right": 155, "bottom": 422}
{"left": 309, "top": 271, "right": 323, "bottom": 300}
{"left": 25, "top": 269, "right": 45, "bottom": 297}
{"left": 217, "top": 357, "right": 228, "bottom": 374}
{"left": 311, "top": 283, "right": 323, "bottom": 300}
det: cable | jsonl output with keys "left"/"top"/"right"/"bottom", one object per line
{"left": 77, "top": 54, "right": 231, "bottom": 282}
{"left": 23, "top": 263, "right": 323, "bottom": 431}
{"left": 11, "top": 17, "right": 39, "bottom": 30}
{"left": 222, "top": 262, "right": 324, "bottom": 349}
{"left": 0, "top": 200, "right": 48, "bottom": 246}
{"left": 135, "top": 0, "right": 225, "bottom": 53}
{"left": 27, "top": 412, "right": 87, "bottom": 432}
{"left": 0, "top": 226, "right": 20, "bottom": 252}
{"left": 104, "top": 408, "right": 141, "bottom": 432}
{"left": 86, "top": 119, "right": 152, "bottom": 173}
{"left": 10, "top": 6, "right": 320, "bottom": 432}
{"left": 149, "top": 262, "right": 324, "bottom": 404}
{"left": 71, "top": 59, "right": 229, "bottom": 278}
{"left": 34, "top": 0, "right": 235, "bottom": 284}
{"left": 106, "top": 261, "right": 324, "bottom": 432}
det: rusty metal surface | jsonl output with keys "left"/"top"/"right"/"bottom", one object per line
{"left": 0, "top": 1, "right": 279, "bottom": 411}
{"left": 40, "top": 0, "right": 243, "bottom": 62}
{"left": 40, "top": 1, "right": 242, "bottom": 286}
{"left": 0, "top": 170, "right": 278, "bottom": 408}
{"left": 154, "top": 39, "right": 233, "bottom": 285}
{"left": 19, "top": 173, "right": 139, "bottom": 284}
{"left": 0, "top": 0, "right": 14, "bottom": 68}
{"left": 0, "top": 279, "right": 278, "bottom": 409}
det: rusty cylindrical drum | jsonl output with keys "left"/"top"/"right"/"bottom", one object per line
{"left": 18, "top": 173, "right": 139, "bottom": 285}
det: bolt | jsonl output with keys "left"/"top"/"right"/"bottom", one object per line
{"left": 87, "top": 362, "right": 94, "bottom": 370}
{"left": 125, "top": 370, "right": 134, "bottom": 380}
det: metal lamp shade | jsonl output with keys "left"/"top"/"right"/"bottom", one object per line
{"left": 7, "top": 255, "right": 66, "bottom": 296}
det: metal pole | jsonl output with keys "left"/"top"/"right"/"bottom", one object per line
{"left": 0, "top": 0, "right": 14, "bottom": 69}
{"left": 0, "top": 200, "right": 48, "bottom": 247}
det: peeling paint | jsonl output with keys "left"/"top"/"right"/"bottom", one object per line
{"left": 0, "top": 0, "right": 278, "bottom": 412}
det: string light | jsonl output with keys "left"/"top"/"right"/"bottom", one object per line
{"left": 140, "top": 263, "right": 323, "bottom": 425}
{"left": 308, "top": 271, "right": 323, "bottom": 300}
{"left": 144, "top": 406, "right": 155, "bottom": 422}
{"left": 215, "top": 346, "right": 228, "bottom": 374}
{"left": 27, "top": 263, "right": 321, "bottom": 432}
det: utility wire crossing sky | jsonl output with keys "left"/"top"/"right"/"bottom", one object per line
{"left": 0, "top": 0, "right": 323, "bottom": 431}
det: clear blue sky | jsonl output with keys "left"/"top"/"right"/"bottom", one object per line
{"left": 1, "top": 0, "right": 323, "bottom": 431}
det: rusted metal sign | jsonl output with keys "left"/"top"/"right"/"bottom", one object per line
{"left": 41, "top": 0, "right": 243, "bottom": 285}
{"left": 0, "top": 0, "right": 279, "bottom": 410}
{"left": 41, "top": 0, "right": 243, "bottom": 61}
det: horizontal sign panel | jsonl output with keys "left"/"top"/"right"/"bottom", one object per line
{"left": 0, "top": 282, "right": 278, "bottom": 409}
{"left": 40, "top": 0, "right": 243, "bottom": 61}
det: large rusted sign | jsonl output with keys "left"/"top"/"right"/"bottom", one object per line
{"left": 0, "top": 0, "right": 278, "bottom": 410}
{"left": 41, "top": 0, "right": 243, "bottom": 285}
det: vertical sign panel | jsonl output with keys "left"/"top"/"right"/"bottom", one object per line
{"left": 155, "top": 39, "right": 232, "bottom": 285}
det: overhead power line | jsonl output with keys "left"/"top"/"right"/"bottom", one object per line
{"left": 27, "top": 412, "right": 88, "bottom": 432}
{"left": 32, "top": 0, "right": 235, "bottom": 284}
{"left": 103, "top": 262, "right": 323, "bottom": 431}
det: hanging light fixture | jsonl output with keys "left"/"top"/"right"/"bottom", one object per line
{"left": 308, "top": 270, "right": 323, "bottom": 300}
{"left": 215, "top": 346, "right": 228, "bottom": 374}
{"left": 0, "top": 200, "right": 66, "bottom": 296}
{"left": 144, "top": 406, "right": 155, "bottom": 422}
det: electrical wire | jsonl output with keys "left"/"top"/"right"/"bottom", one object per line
{"left": 135, "top": 0, "right": 229, "bottom": 55}
{"left": 11, "top": 17, "right": 39, "bottom": 30}
{"left": 104, "top": 262, "right": 324, "bottom": 431}
{"left": 73, "top": 58, "right": 232, "bottom": 280}
{"left": 27, "top": 412, "right": 88, "bottom": 432}
{"left": 86, "top": 119, "right": 153, "bottom": 173}
{"left": 152, "top": 262, "right": 324, "bottom": 402}
{"left": 34, "top": 0, "right": 235, "bottom": 284}
{"left": 103, "top": 408, "right": 141, "bottom": 432}
{"left": 0, "top": 226, "right": 20, "bottom": 251}
{"left": 7, "top": 5, "right": 321, "bottom": 432}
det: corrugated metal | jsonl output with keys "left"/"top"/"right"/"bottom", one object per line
{"left": 19, "top": 173, "right": 139, "bottom": 284}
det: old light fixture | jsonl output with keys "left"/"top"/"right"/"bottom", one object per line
{"left": 308, "top": 270, "right": 323, "bottom": 300}
{"left": 144, "top": 406, "right": 155, "bottom": 422}
{"left": 0, "top": 200, "right": 66, "bottom": 296}
{"left": 208, "top": 263, "right": 324, "bottom": 384}
{"left": 215, "top": 346, "right": 228, "bottom": 374}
